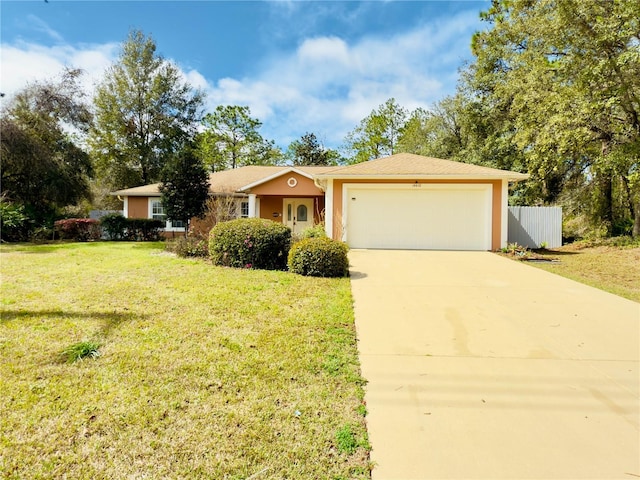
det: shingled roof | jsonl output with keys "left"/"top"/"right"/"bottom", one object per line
{"left": 317, "top": 153, "right": 528, "bottom": 180}
{"left": 111, "top": 165, "right": 336, "bottom": 196}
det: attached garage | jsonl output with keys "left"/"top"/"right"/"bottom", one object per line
{"left": 345, "top": 184, "right": 492, "bottom": 250}
{"left": 316, "top": 153, "right": 529, "bottom": 251}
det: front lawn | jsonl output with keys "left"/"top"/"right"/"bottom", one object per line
{"left": 0, "top": 242, "right": 370, "bottom": 479}
{"left": 520, "top": 242, "right": 640, "bottom": 303}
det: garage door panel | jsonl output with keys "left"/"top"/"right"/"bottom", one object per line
{"left": 345, "top": 185, "right": 491, "bottom": 250}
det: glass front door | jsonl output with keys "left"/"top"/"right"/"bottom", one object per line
{"left": 283, "top": 198, "right": 314, "bottom": 234}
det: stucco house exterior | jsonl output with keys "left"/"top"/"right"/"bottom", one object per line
{"left": 112, "top": 153, "right": 528, "bottom": 251}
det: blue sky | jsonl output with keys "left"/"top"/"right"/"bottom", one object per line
{"left": 1, "top": 1, "right": 489, "bottom": 150}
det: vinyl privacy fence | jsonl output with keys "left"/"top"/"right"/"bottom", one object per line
{"left": 508, "top": 206, "right": 562, "bottom": 248}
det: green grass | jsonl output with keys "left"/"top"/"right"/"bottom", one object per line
{"left": 335, "top": 423, "right": 369, "bottom": 455}
{"left": 60, "top": 340, "right": 101, "bottom": 363}
{"left": 0, "top": 242, "right": 370, "bottom": 479}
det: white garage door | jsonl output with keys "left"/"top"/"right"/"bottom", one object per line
{"left": 345, "top": 184, "right": 492, "bottom": 250}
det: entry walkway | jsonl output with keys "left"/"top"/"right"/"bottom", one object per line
{"left": 349, "top": 250, "right": 639, "bottom": 479}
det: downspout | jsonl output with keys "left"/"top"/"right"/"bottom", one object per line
{"left": 313, "top": 178, "right": 327, "bottom": 192}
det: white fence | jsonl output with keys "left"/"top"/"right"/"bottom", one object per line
{"left": 89, "top": 210, "right": 123, "bottom": 220}
{"left": 508, "top": 206, "right": 562, "bottom": 248}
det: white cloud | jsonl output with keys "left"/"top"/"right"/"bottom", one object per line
{"left": 297, "top": 37, "right": 350, "bottom": 66}
{"left": 0, "top": 41, "right": 118, "bottom": 99}
{"left": 1, "top": 8, "right": 481, "bottom": 151}
{"left": 204, "top": 8, "right": 481, "bottom": 149}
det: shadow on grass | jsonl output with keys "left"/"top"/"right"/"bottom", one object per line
{"left": 0, "top": 244, "right": 63, "bottom": 254}
{"left": 1, "top": 241, "right": 164, "bottom": 254}
{"left": 0, "top": 309, "right": 145, "bottom": 339}
{"left": 533, "top": 249, "right": 580, "bottom": 257}
{"left": 0, "top": 242, "right": 105, "bottom": 254}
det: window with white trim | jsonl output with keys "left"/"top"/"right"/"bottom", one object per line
{"left": 149, "top": 199, "right": 185, "bottom": 231}
{"left": 240, "top": 201, "right": 249, "bottom": 218}
{"left": 151, "top": 200, "right": 166, "bottom": 221}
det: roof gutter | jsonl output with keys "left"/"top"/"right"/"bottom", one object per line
{"left": 313, "top": 173, "right": 530, "bottom": 181}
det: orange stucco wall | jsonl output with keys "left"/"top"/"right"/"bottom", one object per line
{"left": 332, "top": 179, "right": 502, "bottom": 250}
{"left": 128, "top": 197, "right": 149, "bottom": 218}
{"left": 259, "top": 196, "right": 284, "bottom": 223}
{"left": 259, "top": 196, "right": 325, "bottom": 224}
{"left": 250, "top": 172, "right": 324, "bottom": 196}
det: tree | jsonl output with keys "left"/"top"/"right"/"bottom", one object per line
{"left": 398, "top": 90, "right": 528, "bottom": 184}
{"left": 0, "top": 69, "right": 93, "bottom": 228}
{"left": 159, "top": 146, "right": 210, "bottom": 235}
{"left": 343, "top": 98, "right": 408, "bottom": 163}
{"left": 90, "top": 30, "right": 203, "bottom": 190}
{"left": 470, "top": 0, "right": 640, "bottom": 236}
{"left": 398, "top": 99, "right": 466, "bottom": 160}
{"left": 285, "top": 132, "right": 340, "bottom": 166}
{"left": 197, "top": 105, "right": 282, "bottom": 171}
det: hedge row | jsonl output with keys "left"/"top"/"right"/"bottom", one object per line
{"left": 100, "top": 214, "right": 164, "bottom": 241}
{"left": 51, "top": 215, "right": 164, "bottom": 242}
{"left": 54, "top": 218, "right": 101, "bottom": 242}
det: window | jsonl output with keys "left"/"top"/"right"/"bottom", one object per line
{"left": 149, "top": 199, "right": 184, "bottom": 231}
{"left": 240, "top": 201, "right": 249, "bottom": 218}
{"left": 151, "top": 200, "right": 166, "bottom": 221}
{"left": 296, "top": 204, "right": 308, "bottom": 222}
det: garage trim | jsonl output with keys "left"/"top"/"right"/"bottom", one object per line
{"left": 341, "top": 183, "right": 493, "bottom": 250}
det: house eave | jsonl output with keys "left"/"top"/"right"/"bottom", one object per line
{"left": 314, "top": 173, "right": 529, "bottom": 181}
{"left": 110, "top": 191, "right": 160, "bottom": 197}
{"left": 238, "top": 167, "right": 314, "bottom": 192}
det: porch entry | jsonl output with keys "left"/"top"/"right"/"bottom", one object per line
{"left": 283, "top": 198, "right": 314, "bottom": 234}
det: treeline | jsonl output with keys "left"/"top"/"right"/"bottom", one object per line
{"left": 2, "top": 0, "right": 639, "bottom": 240}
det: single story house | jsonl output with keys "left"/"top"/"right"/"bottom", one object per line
{"left": 112, "top": 153, "right": 528, "bottom": 251}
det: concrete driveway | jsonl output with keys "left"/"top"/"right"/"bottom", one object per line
{"left": 349, "top": 250, "right": 639, "bottom": 479}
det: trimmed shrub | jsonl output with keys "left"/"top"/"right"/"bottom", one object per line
{"left": 209, "top": 218, "right": 291, "bottom": 270}
{"left": 288, "top": 237, "right": 349, "bottom": 277}
{"left": 125, "top": 218, "right": 165, "bottom": 241}
{"left": 166, "top": 236, "right": 209, "bottom": 258}
{"left": 101, "top": 213, "right": 128, "bottom": 240}
{"left": 54, "top": 218, "right": 101, "bottom": 241}
{"left": 101, "top": 215, "right": 163, "bottom": 241}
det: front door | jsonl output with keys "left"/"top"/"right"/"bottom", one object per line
{"left": 283, "top": 198, "right": 314, "bottom": 234}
